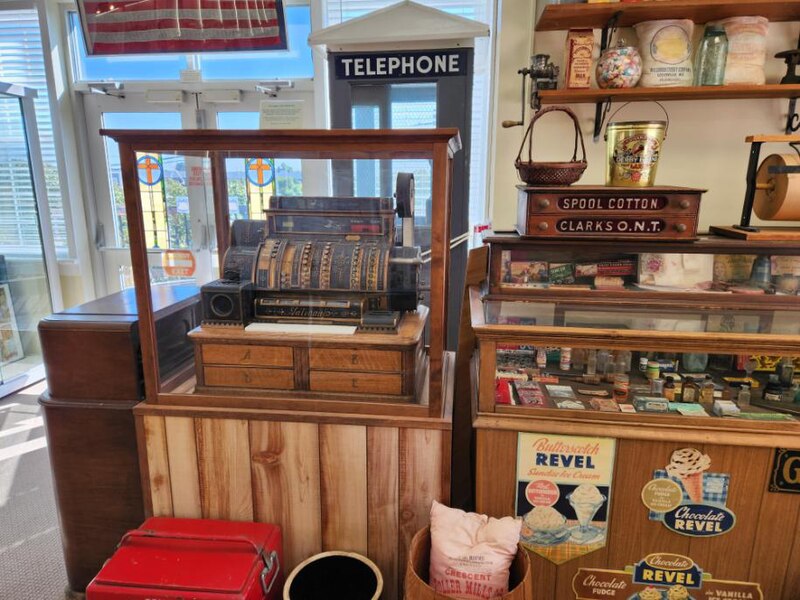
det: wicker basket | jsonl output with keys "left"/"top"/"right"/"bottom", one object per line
{"left": 404, "top": 526, "right": 533, "bottom": 600}
{"left": 515, "top": 106, "right": 587, "bottom": 186}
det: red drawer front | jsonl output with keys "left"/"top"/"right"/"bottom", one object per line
{"left": 87, "top": 518, "right": 283, "bottom": 600}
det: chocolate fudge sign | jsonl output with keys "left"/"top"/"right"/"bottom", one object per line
{"left": 557, "top": 218, "right": 665, "bottom": 234}
{"left": 557, "top": 196, "right": 668, "bottom": 211}
{"left": 516, "top": 433, "right": 616, "bottom": 564}
{"left": 334, "top": 49, "right": 468, "bottom": 80}
{"left": 769, "top": 448, "right": 800, "bottom": 493}
{"left": 642, "top": 448, "right": 736, "bottom": 538}
{"left": 572, "top": 554, "right": 764, "bottom": 600}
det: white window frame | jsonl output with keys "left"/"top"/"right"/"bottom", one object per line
{"left": 62, "top": 0, "right": 325, "bottom": 295}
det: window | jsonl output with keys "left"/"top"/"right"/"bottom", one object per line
{"left": 351, "top": 83, "right": 435, "bottom": 219}
{"left": 325, "top": 0, "right": 493, "bottom": 227}
{"left": 217, "top": 112, "right": 303, "bottom": 221}
{"left": 68, "top": 5, "right": 313, "bottom": 82}
{"left": 101, "top": 112, "right": 182, "bottom": 248}
{"left": 0, "top": 9, "right": 68, "bottom": 253}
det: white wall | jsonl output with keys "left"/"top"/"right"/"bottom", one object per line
{"left": 489, "top": 8, "right": 800, "bottom": 233}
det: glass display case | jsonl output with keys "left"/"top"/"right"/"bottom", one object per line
{"left": 471, "top": 233, "right": 800, "bottom": 600}
{"left": 472, "top": 233, "right": 800, "bottom": 429}
{"left": 102, "top": 128, "right": 461, "bottom": 419}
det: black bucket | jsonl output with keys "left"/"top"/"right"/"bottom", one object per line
{"left": 283, "top": 551, "right": 384, "bottom": 600}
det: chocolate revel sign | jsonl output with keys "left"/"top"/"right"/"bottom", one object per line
{"left": 334, "top": 50, "right": 468, "bottom": 80}
{"left": 572, "top": 554, "right": 764, "bottom": 600}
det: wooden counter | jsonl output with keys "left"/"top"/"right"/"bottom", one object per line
{"left": 475, "top": 420, "right": 800, "bottom": 600}
{"left": 135, "top": 352, "right": 454, "bottom": 600}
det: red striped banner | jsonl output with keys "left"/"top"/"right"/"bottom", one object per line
{"left": 78, "top": 0, "right": 286, "bottom": 54}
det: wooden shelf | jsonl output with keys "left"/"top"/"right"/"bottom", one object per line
{"left": 539, "top": 84, "right": 800, "bottom": 105}
{"left": 536, "top": 0, "right": 800, "bottom": 32}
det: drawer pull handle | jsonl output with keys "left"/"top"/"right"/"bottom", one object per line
{"left": 351, "top": 354, "right": 359, "bottom": 364}
{"left": 675, "top": 223, "right": 687, "bottom": 233}
{"left": 242, "top": 350, "right": 251, "bottom": 361}
{"left": 537, "top": 198, "right": 550, "bottom": 209}
{"left": 679, "top": 199, "right": 691, "bottom": 209}
{"left": 537, "top": 222, "right": 549, "bottom": 231}
{"left": 244, "top": 371, "right": 252, "bottom": 383}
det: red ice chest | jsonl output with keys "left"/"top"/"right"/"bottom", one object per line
{"left": 86, "top": 517, "right": 283, "bottom": 600}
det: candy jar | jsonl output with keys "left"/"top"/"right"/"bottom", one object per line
{"left": 596, "top": 39, "right": 642, "bottom": 89}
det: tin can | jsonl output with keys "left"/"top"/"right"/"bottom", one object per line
{"left": 613, "top": 374, "right": 630, "bottom": 402}
{"left": 560, "top": 347, "right": 572, "bottom": 371}
{"left": 604, "top": 102, "right": 669, "bottom": 187}
{"left": 646, "top": 361, "right": 661, "bottom": 380}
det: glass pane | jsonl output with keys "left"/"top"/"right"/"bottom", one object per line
{"left": 102, "top": 112, "right": 182, "bottom": 247}
{"left": 390, "top": 83, "right": 435, "bottom": 222}
{"left": 494, "top": 344, "right": 799, "bottom": 419}
{"left": 217, "top": 112, "right": 303, "bottom": 220}
{"left": 482, "top": 297, "right": 800, "bottom": 337}
{"left": 199, "top": 6, "right": 313, "bottom": 80}
{"left": 68, "top": 12, "right": 188, "bottom": 81}
{"left": 0, "top": 9, "right": 68, "bottom": 253}
{"left": 118, "top": 150, "right": 217, "bottom": 290}
{"left": 0, "top": 95, "right": 52, "bottom": 383}
{"left": 350, "top": 83, "right": 436, "bottom": 223}
{"left": 494, "top": 249, "right": 800, "bottom": 295}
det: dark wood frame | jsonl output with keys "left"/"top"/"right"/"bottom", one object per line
{"left": 101, "top": 128, "right": 461, "bottom": 418}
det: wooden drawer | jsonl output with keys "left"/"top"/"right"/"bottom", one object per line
{"left": 309, "top": 371, "right": 403, "bottom": 395}
{"left": 308, "top": 348, "right": 401, "bottom": 372}
{"left": 523, "top": 214, "right": 699, "bottom": 241}
{"left": 520, "top": 188, "right": 701, "bottom": 215}
{"left": 202, "top": 344, "right": 293, "bottom": 368}
{"left": 204, "top": 366, "right": 294, "bottom": 390}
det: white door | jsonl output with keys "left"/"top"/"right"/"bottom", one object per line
{"left": 83, "top": 85, "right": 317, "bottom": 295}
{"left": 86, "top": 95, "right": 217, "bottom": 294}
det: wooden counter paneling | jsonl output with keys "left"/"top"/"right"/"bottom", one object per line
{"left": 475, "top": 427, "right": 800, "bottom": 598}
{"left": 197, "top": 418, "right": 254, "bottom": 521}
{"left": 320, "top": 424, "right": 369, "bottom": 553}
{"left": 138, "top": 412, "right": 451, "bottom": 600}
{"left": 250, "top": 421, "right": 322, "bottom": 570}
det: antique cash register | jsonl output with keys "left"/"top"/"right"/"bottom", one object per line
{"left": 190, "top": 174, "right": 428, "bottom": 402}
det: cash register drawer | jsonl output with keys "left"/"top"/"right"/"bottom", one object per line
{"left": 308, "top": 348, "right": 401, "bottom": 372}
{"left": 204, "top": 366, "right": 294, "bottom": 390}
{"left": 202, "top": 344, "right": 293, "bottom": 368}
{"left": 309, "top": 371, "right": 402, "bottom": 395}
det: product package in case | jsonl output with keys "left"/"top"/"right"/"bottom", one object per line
{"left": 86, "top": 517, "right": 283, "bottom": 600}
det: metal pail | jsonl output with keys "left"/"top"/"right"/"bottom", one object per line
{"left": 604, "top": 102, "right": 669, "bottom": 187}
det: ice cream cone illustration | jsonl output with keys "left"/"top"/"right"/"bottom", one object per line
{"left": 665, "top": 448, "right": 711, "bottom": 504}
{"left": 680, "top": 471, "right": 705, "bottom": 503}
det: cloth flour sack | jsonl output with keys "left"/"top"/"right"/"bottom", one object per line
{"left": 634, "top": 19, "right": 694, "bottom": 87}
{"left": 720, "top": 16, "right": 769, "bottom": 85}
{"left": 429, "top": 500, "right": 522, "bottom": 599}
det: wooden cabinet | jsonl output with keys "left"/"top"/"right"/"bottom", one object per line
{"left": 190, "top": 307, "right": 426, "bottom": 402}
{"left": 38, "top": 284, "right": 199, "bottom": 593}
{"left": 470, "top": 233, "right": 800, "bottom": 599}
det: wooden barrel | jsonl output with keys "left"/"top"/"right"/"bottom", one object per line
{"left": 284, "top": 551, "right": 383, "bottom": 600}
{"left": 404, "top": 527, "right": 533, "bottom": 600}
